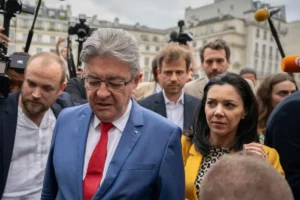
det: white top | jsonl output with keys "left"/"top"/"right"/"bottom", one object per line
{"left": 3, "top": 107, "right": 56, "bottom": 200}
{"left": 83, "top": 100, "right": 132, "bottom": 186}
{"left": 162, "top": 90, "right": 184, "bottom": 131}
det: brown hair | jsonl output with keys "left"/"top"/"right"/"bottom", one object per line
{"left": 256, "top": 73, "right": 296, "bottom": 135}
{"left": 200, "top": 151, "right": 293, "bottom": 200}
{"left": 7, "top": 69, "right": 25, "bottom": 92}
{"left": 151, "top": 55, "right": 159, "bottom": 83}
{"left": 199, "top": 39, "right": 230, "bottom": 63}
{"left": 27, "top": 52, "right": 66, "bottom": 84}
{"left": 157, "top": 43, "right": 192, "bottom": 71}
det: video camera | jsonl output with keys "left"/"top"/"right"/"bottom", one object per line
{"left": 169, "top": 20, "right": 194, "bottom": 45}
{"left": 0, "top": 0, "right": 34, "bottom": 99}
{"left": 68, "top": 14, "right": 90, "bottom": 41}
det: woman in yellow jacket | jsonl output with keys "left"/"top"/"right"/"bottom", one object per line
{"left": 182, "top": 73, "right": 284, "bottom": 200}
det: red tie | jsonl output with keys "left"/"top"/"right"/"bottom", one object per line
{"left": 83, "top": 122, "right": 114, "bottom": 200}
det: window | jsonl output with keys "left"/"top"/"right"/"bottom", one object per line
{"left": 155, "top": 46, "right": 160, "bottom": 52}
{"left": 37, "top": 35, "right": 42, "bottom": 42}
{"left": 218, "top": 8, "right": 220, "bottom": 13}
{"left": 37, "top": 21, "right": 43, "bottom": 29}
{"left": 23, "top": 34, "right": 28, "bottom": 41}
{"left": 23, "top": 19, "right": 29, "bottom": 28}
{"left": 145, "top": 57, "right": 150, "bottom": 66}
{"left": 263, "top": 30, "right": 267, "bottom": 40}
{"left": 269, "top": 46, "right": 273, "bottom": 57}
{"left": 261, "top": 60, "right": 265, "bottom": 75}
{"left": 255, "top": 42, "right": 259, "bottom": 52}
{"left": 50, "top": 36, "right": 56, "bottom": 44}
{"left": 153, "top": 36, "right": 158, "bottom": 42}
{"left": 254, "top": 59, "right": 258, "bottom": 71}
{"left": 144, "top": 71, "right": 149, "bottom": 81}
{"left": 145, "top": 46, "right": 150, "bottom": 51}
{"left": 268, "top": 63, "right": 272, "bottom": 73}
{"left": 207, "top": 27, "right": 213, "bottom": 34}
{"left": 275, "top": 49, "right": 279, "bottom": 61}
{"left": 36, "top": 48, "right": 43, "bottom": 53}
{"left": 277, "top": 22, "right": 281, "bottom": 31}
{"left": 270, "top": 33, "right": 273, "bottom": 42}
{"left": 141, "top": 34, "right": 149, "bottom": 41}
{"left": 203, "top": 40, "right": 207, "bottom": 45}
{"left": 50, "top": 22, "right": 55, "bottom": 30}
{"left": 256, "top": 28, "right": 260, "bottom": 38}
{"left": 193, "top": 42, "right": 197, "bottom": 47}
{"left": 9, "top": 32, "right": 15, "bottom": 40}
{"left": 230, "top": 5, "right": 234, "bottom": 10}
{"left": 196, "top": 29, "right": 201, "bottom": 37}
{"left": 262, "top": 44, "right": 266, "bottom": 55}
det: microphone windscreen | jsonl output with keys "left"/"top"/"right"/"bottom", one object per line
{"left": 282, "top": 56, "right": 300, "bottom": 73}
{"left": 254, "top": 8, "right": 270, "bottom": 22}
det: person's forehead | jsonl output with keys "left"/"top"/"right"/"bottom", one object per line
{"left": 203, "top": 48, "right": 226, "bottom": 58}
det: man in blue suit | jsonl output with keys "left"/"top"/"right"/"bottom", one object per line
{"left": 0, "top": 52, "right": 74, "bottom": 199}
{"left": 42, "top": 28, "right": 184, "bottom": 200}
{"left": 265, "top": 91, "right": 300, "bottom": 200}
{"left": 138, "top": 43, "right": 200, "bottom": 131}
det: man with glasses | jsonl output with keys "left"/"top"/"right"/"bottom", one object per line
{"left": 41, "top": 28, "right": 184, "bottom": 200}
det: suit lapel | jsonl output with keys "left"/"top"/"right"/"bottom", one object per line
{"left": 94, "top": 101, "right": 143, "bottom": 199}
{"left": 76, "top": 105, "right": 93, "bottom": 200}
{"left": 1, "top": 92, "right": 19, "bottom": 193}
{"left": 183, "top": 94, "right": 194, "bottom": 130}
{"left": 153, "top": 92, "right": 167, "bottom": 118}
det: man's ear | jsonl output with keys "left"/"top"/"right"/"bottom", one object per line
{"left": 156, "top": 67, "right": 161, "bottom": 75}
{"left": 58, "top": 82, "right": 67, "bottom": 95}
{"left": 133, "top": 72, "right": 142, "bottom": 90}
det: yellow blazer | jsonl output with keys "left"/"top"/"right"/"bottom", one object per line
{"left": 181, "top": 136, "right": 285, "bottom": 200}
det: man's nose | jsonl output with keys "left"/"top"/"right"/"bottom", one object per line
{"left": 96, "top": 82, "right": 111, "bottom": 98}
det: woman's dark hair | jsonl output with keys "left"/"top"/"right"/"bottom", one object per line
{"left": 190, "top": 72, "right": 259, "bottom": 156}
{"left": 256, "top": 73, "right": 296, "bottom": 135}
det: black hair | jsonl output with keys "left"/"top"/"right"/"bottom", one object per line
{"left": 190, "top": 72, "right": 259, "bottom": 156}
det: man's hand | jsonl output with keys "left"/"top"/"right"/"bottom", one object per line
{"left": 0, "top": 27, "right": 11, "bottom": 48}
{"left": 57, "top": 37, "right": 65, "bottom": 45}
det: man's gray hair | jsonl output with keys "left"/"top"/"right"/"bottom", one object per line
{"left": 80, "top": 28, "right": 140, "bottom": 77}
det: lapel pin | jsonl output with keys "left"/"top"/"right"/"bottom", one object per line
{"left": 134, "top": 131, "right": 138, "bottom": 134}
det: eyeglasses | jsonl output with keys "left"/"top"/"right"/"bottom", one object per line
{"left": 83, "top": 76, "right": 134, "bottom": 92}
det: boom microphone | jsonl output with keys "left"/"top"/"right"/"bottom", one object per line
{"left": 282, "top": 56, "right": 300, "bottom": 73}
{"left": 254, "top": 8, "right": 281, "bottom": 22}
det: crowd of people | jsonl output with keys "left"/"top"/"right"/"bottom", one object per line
{"left": 0, "top": 26, "right": 299, "bottom": 200}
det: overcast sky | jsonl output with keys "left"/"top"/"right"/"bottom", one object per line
{"left": 36, "top": 0, "right": 299, "bottom": 29}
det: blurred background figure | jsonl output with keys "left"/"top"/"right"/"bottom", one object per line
{"left": 239, "top": 67, "right": 257, "bottom": 87}
{"left": 7, "top": 52, "right": 31, "bottom": 92}
{"left": 182, "top": 73, "right": 284, "bottom": 200}
{"left": 199, "top": 152, "right": 294, "bottom": 200}
{"left": 56, "top": 37, "right": 70, "bottom": 82}
{"left": 135, "top": 55, "right": 162, "bottom": 100}
{"left": 256, "top": 73, "right": 297, "bottom": 143}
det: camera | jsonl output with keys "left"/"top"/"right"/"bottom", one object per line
{"left": 68, "top": 14, "right": 90, "bottom": 40}
{"left": 0, "top": 41, "right": 10, "bottom": 99}
{"left": 169, "top": 20, "right": 194, "bottom": 45}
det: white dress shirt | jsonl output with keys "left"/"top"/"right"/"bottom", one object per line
{"left": 3, "top": 107, "right": 56, "bottom": 200}
{"left": 83, "top": 100, "right": 132, "bottom": 186}
{"left": 162, "top": 90, "right": 184, "bottom": 130}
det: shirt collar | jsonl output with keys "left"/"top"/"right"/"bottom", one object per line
{"left": 204, "top": 74, "right": 210, "bottom": 83}
{"left": 162, "top": 90, "right": 184, "bottom": 105}
{"left": 93, "top": 100, "right": 132, "bottom": 133}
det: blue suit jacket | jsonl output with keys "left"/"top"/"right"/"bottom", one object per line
{"left": 41, "top": 100, "right": 184, "bottom": 200}
{"left": 265, "top": 91, "right": 300, "bottom": 199}
{"left": 0, "top": 91, "right": 74, "bottom": 199}
{"left": 138, "top": 92, "right": 200, "bottom": 130}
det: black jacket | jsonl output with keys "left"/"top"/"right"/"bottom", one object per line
{"left": 0, "top": 91, "right": 74, "bottom": 198}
